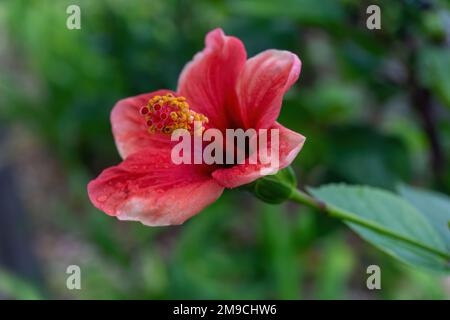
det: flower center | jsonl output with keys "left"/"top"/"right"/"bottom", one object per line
{"left": 140, "top": 93, "right": 208, "bottom": 135}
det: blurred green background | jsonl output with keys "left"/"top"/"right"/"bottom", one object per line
{"left": 0, "top": 0, "right": 450, "bottom": 299}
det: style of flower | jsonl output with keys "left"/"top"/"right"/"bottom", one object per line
{"left": 87, "top": 28, "right": 305, "bottom": 226}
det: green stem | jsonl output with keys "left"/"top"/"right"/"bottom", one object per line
{"left": 290, "top": 188, "right": 450, "bottom": 261}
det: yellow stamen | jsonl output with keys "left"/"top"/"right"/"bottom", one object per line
{"left": 140, "top": 93, "right": 208, "bottom": 135}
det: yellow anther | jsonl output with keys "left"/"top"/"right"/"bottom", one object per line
{"left": 140, "top": 93, "right": 208, "bottom": 135}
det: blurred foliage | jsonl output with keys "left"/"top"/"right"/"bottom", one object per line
{"left": 0, "top": 0, "right": 449, "bottom": 299}
{"left": 0, "top": 268, "right": 43, "bottom": 300}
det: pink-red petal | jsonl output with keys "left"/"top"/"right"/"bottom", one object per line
{"left": 111, "top": 90, "right": 176, "bottom": 159}
{"left": 236, "top": 50, "right": 301, "bottom": 130}
{"left": 87, "top": 149, "right": 224, "bottom": 226}
{"left": 177, "top": 28, "right": 247, "bottom": 131}
{"left": 211, "top": 123, "right": 305, "bottom": 188}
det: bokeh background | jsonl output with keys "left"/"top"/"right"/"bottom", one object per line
{"left": 1, "top": 0, "right": 450, "bottom": 299}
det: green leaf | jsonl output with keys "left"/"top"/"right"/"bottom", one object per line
{"left": 309, "top": 184, "right": 449, "bottom": 273}
{"left": 399, "top": 185, "right": 450, "bottom": 252}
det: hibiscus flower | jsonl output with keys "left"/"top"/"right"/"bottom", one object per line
{"left": 87, "top": 28, "right": 305, "bottom": 226}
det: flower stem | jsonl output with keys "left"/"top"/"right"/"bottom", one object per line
{"left": 290, "top": 188, "right": 450, "bottom": 260}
